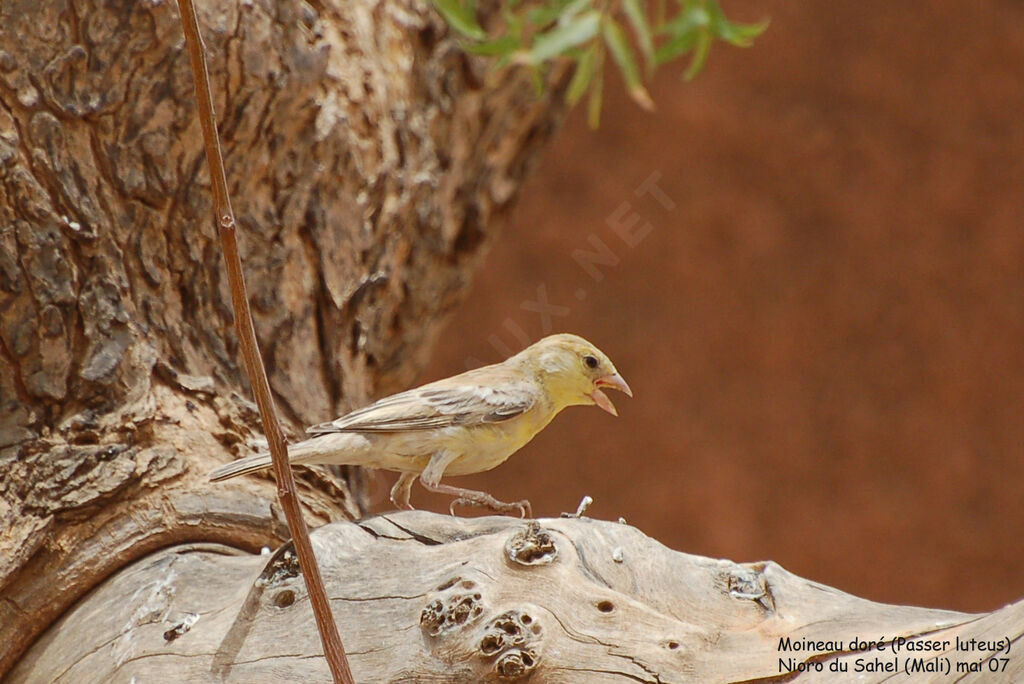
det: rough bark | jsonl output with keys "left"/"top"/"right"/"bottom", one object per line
{"left": 10, "top": 512, "right": 1023, "bottom": 683}
{"left": 0, "top": 0, "right": 567, "bottom": 675}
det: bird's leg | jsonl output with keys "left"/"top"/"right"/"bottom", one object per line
{"left": 447, "top": 494, "right": 532, "bottom": 519}
{"left": 419, "top": 451, "right": 532, "bottom": 518}
{"left": 390, "top": 472, "right": 417, "bottom": 510}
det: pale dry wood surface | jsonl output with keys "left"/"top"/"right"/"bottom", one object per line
{"left": 10, "top": 511, "right": 1022, "bottom": 682}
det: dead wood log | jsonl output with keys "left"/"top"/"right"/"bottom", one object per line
{"left": 10, "top": 511, "right": 1022, "bottom": 682}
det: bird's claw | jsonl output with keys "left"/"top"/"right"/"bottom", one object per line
{"left": 448, "top": 497, "right": 532, "bottom": 519}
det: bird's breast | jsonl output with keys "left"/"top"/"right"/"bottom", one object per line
{"left": 440, "top": 407, "right": 555, "bottom": 476}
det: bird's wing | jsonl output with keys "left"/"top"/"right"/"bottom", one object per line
{"left": 306, "top": 368, "right": 537, "bottom": 435}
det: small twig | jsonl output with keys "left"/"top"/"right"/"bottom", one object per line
{"left": 561, "top": 495, "right": 594, "bottom": 518}
{"left": 175, "top": 2, "right": 354, "bottom": 682}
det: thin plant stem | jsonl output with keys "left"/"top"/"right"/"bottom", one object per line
{"left": 175, "top": 2, "right": 355, "bottom": 681}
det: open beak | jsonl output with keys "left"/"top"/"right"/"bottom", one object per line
{"left": 589, "top": 373, "right": 633, "bottom": 416}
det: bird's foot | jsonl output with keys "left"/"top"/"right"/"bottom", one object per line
{"left": 449, "top": 496, "right": 532, "bottom": 519}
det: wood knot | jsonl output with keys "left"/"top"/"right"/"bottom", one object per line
{"left": 420, "top": 577, "right": 485, "bottom": 637}
{"left": 479, "top": 609, "right": 542, "bottom": 679}
{"left": 504, "top": 521, "right": 557, "bottom": 566}
{"left": 259, "top": 547, "right": 301, "bottom": 586}
{"left": 271, "top": 589, "right": 295, "bottom": 608}
{"left": 495, "top": 648, "right": 538, "bottom": 679}
{"left": 727, "top": 565, "right": 774, "bottom": 612}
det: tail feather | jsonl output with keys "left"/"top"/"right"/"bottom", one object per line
{"left": 207, "top": 453, "right": 274, "bottom": 482}
{"left": 208, "top": 432, "right": 379, "bottom": 482}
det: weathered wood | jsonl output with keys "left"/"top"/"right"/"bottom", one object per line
{"left": 10, "top": 512, "right": 1021, "bottom": 682}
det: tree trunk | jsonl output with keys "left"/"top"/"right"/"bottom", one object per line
{"left": 0, "top": 0, "right": 567, "bottom": 675}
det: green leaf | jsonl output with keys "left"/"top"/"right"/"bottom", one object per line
{"left": 465, "top": 35, "right": 520, "bottom": 56}
{"left": 565, "top": 48, "right": 595, "bottom": 105}
{"left": 659, "top": 5, "right": 704, "bottom": 35}
{"left": 528, "top": 5, "right": 568, "bottom": 26}
{"left": 601, "top": 17, "right": 639, "bottom": 85}
{"left": 701, "top": 0, "right": 767, "bottom": 46}
{"left": 587, "top": 62, "right": 604, "bottom": 128}
{"left": 602, "top": 16, "right": 653, "bottom": 110}
{"left": 432, "top": 0, "right": 486, "bottom": 40}
{"left": 586, "top": 44, "right": 604, "bottom": 128}
{"left": 529, "top": 10, "right": 601, "bottom": 63}
{"left": 654, "top": 2, "right": 705, "bottom": 64}
{"left": 717, "top": 18, "right": 769, "bottom": 47}
{"left": 530, "top": 0, "right": 592, "bottom": 26}
{"left": 621, "top": 0, "right": 655, "bottom": 70}
{"left": 682, "top": 29, "right": 711, "bottom": 80}
{"left": 654, "top": 28, "right": 697, "bottom": 64}
{"left": 500, "top": 2, "right": 523, "bottom": 36}
{"left": 561, "top": 0, "right": 594, "bottom": 20}
{"left": 683, "top": 2, "right": 712, "bottom": 30}
{"left": 704, "top": 0, "right": 728, "bottom": 28}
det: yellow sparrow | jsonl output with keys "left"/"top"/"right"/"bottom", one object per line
{"left": 208, "top": 333, "right": 631, "bottom": 517}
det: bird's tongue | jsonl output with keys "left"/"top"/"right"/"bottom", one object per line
{"left": 589, "top": 388, "right": 618, "bottom": 416}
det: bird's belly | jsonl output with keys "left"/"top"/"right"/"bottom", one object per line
{"left": 440, "top": 421, "right": 539, "bottom": 477}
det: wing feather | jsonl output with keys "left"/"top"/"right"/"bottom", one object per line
{"left": 306, "top": 367, "right": 537, "bottom": 435}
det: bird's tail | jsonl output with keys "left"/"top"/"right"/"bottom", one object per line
{"left": 207, "top": 453, "right": 274, "bottom": 482}
{"left": 207, "top": 432, "right": 375, "bottom": 482}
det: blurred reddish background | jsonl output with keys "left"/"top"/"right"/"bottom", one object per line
{"left": 379, "top": 0, "right": 1024, "bottom": 613}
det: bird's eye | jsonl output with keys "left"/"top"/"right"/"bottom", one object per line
{"left": 583, "top": 355, "right": 599, "bottom": 369}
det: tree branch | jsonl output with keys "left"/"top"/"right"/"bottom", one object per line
{"left": 12, "top": 512, "right": 1023, "bottom": 682}
{"left": 174, "top": 1, "right": 354, "bottom": 681}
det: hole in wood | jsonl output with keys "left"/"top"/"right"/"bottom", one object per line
{"left": 478, "top": 609, "right": 542, "bottom": 659}
{"left": 420, "top": 591, "right": 486, "bottom": 636}
{"left": 437, "top": 576, "right": 460, "bottom": 591}
{"left": 596, "top": 600, "right": 614, "bottom": 613}
{"left": 495, "top": 648, "right": 539, "bottom": 678}
{"left": 272, "top": 589, "right": 295, "bottom": 608}
{"left": 480, "top": 633, "right": 503, "bottom": 655}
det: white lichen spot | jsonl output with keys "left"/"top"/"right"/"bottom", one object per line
{"left": 314, "top": 90, "right": 340, "bottom": 142}
{"left": 112, "top": 571, "right": 178, "bottom": 667}
{"left": 17, "top": 85, "right": 38, "bottom": 108}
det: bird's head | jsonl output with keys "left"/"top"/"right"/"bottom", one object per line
{"left": 515, "top": 333, "right": 632, "bottom": 415}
